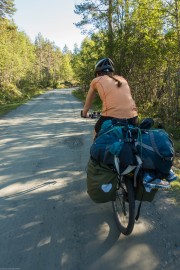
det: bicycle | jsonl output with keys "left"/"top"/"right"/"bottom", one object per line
{"left": 112, "top": 173, "right": 136, "bottom": 235}
{"left": 81, "top": 112, "right": 158, "bottom": 236}
{"left": 109, "top": 118, "right": 158, "bottom": 235}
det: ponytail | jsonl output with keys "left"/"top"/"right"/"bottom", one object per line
{"left": 108, "top": 74, "right": 122, "bottom": 87}
{"left": 97, "top": 71, "right": 122, "bottom": 87}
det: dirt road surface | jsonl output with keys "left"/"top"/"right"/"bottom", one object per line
{"left": 0, "top": 89, "right": 179, "bottom": 270}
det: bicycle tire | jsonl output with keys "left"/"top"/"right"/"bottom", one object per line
{"left": 112, "top": 176, "right": 135, "bottom": 235}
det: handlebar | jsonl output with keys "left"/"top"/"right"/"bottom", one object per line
{"left": 81, "top": 110, "right": 101, "bottom": 119}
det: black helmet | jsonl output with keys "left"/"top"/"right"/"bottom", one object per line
{"left": 94, "top": 58, "right": 114, "bottom": 75}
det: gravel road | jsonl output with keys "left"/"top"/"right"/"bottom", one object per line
{"left": 0, "top": 89, "right": 179, "bottom": 270}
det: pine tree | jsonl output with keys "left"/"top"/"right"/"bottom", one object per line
{"left": 0, "top": 0, "right": 16, "bottom": 18}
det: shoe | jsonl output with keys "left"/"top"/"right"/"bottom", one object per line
{"left": 145, "top": 179, "right": 170, "bottom": 189}
{"left": 143, "top": 172, "right": 154, "bottom": 184}
{"left": 166, "top": 169, "right": 177, "bottom": 182}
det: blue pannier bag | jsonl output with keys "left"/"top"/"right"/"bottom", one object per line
{"left": 136, "top": 129, "right": 174, "bottom": 176}
{"left": 90, "top": 120, "right": 139, "bottom": 172}
{"left": 90, "top": 120, "right": 127, "bottom": 164}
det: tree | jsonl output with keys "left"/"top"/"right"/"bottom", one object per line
{"left": 0, "top": 18, "right": 35, "bottom": 103}
{"left": 0, "top": 0, "right": 16, "bottom": 18}
{"left": 72, "top": 33, "right": 106, "bottom": 91}
{"left": 74, "top": 0, "right": 179, "bottom": 127}
{"left": 60, "top": 46, "right": 74, "bottom": 84}
{"left": 74, "top": 0, "right": 115, "bottom": 58}
{"left": 163, "top": 0, "right": 180, "bottom": 61}
{"left": 34, "top": 33, "right": 58, "bottom": 87}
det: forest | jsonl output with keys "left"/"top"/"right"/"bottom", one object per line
{"left": 0, "top": 0, "right": 179, "bottom": 138}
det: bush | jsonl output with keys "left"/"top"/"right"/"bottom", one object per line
{"left": 0, "top": 84, "right": 23, "bottom": 104}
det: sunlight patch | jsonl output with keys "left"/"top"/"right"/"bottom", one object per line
{"left": 61, "top": 252, "right": 69, "bottom": 266}
{"left": 97, "top": 222, "right": 110, "bottom": 241}
{"left": 22, "top": 221, "right": 42, "bottom": 229}
{"left": 37, "top": 236, "right": 51, "bottom": 247}
{"left": 121, "top": 244, "right": 158, "bottom": 269}
{"left": 133, "top": 217, "right": 154, "bottom": 235}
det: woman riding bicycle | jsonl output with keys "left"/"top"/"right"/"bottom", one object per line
{"left": 82, "top": 57, "right": 177, "bottom": 187}
{"left": 82, "top": 58, "right": 138, "bottom": 133}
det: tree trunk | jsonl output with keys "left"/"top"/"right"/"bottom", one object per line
{"left": 107, "top": 0, "right": 114, "bottom": 58}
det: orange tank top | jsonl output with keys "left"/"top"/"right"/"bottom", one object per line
{"left": 89, "top": 75, "right": 138, "bottom": 118}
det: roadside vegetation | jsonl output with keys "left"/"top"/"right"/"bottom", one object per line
{"left": 1, "top": 0, "right": 179, "bottom": 199}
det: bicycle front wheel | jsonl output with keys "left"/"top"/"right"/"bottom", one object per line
{"left": 112, "top": 177, "right": 135, "bottom": 235}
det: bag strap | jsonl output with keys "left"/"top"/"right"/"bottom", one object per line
{"left": 134, "top": 155, "right": 143, "bottom": 187}
{"left": 150, "top": 131, "right": 173, "bottom": 161}
{"left": 135, "top": 189, "right": 144, "bottom": 221}
{"left": 149, "top": 131, "right": 163, "bottom": 158}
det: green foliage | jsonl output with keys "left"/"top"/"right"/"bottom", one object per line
{"left": 72, "top": 88, "right": 86, "bottom": 102}
{"left": 0, "top": 103, "right": 24, "bottom": 116}
{"left": 73, "top": 88, "right": 101, "bottom": 111}
{"left": 33, "top": 33, "right": 76, "bottom": 88}
{"left": 0, "top": 88, "right": 46, "bottom": 117}
{"left": 0, "top": 19, "right": 77, "bottom": 106}
{"left": 0, "top": 83, "right": 22, "bottom": 104}
{"left": 170, "top": 180, "right": 180, "bottom": 205}
{"left": 60, "top": 53, "right": 74, "bottom": 82}
{"left": 0, "top": 0, "right": 16, "bottom": 18}
{"left": 0, "top": 18, "right": 35, "bottom": 88}
{"left": 74, "top": 0, "right": 179, "bottom": 130}
{"left": 71, "top": 33, "right": 107, "bottom": 91}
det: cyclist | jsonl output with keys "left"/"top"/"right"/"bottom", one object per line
{"left": 82, "top": 58, "right": 138, "bottom": 133}
{"left": 82, "top": 57, "right": 177, "bottom": 187}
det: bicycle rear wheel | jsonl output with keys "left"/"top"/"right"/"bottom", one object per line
{"left": 112, "top": 176, "right": 135, "bottom": 235}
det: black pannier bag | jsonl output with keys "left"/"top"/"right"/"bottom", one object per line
{"left": 135, "top": 177, "right": 158, "bottom": 202}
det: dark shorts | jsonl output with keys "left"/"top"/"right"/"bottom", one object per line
{"left": 95, "top": 116, "right": 139, "bottom": 133}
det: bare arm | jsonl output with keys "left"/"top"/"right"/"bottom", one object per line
{"left": 82, "top": 88, "right": 96, "bottom": 117}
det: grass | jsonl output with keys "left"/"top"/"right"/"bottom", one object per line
{"left": 72, "top": 88, "right": 86, "bottom": 103}
{"left": 0, "top": 103, "right": 24, "bottom": 116}
{"left": 169, "top": 178, "right": 180, "bottom": 205}
{"left": 0, "top": 89, "right": 46, "bottom": 117}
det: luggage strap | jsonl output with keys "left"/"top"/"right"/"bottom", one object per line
{"left": 149, "top": 132, "right": 172, "bottom": 161}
